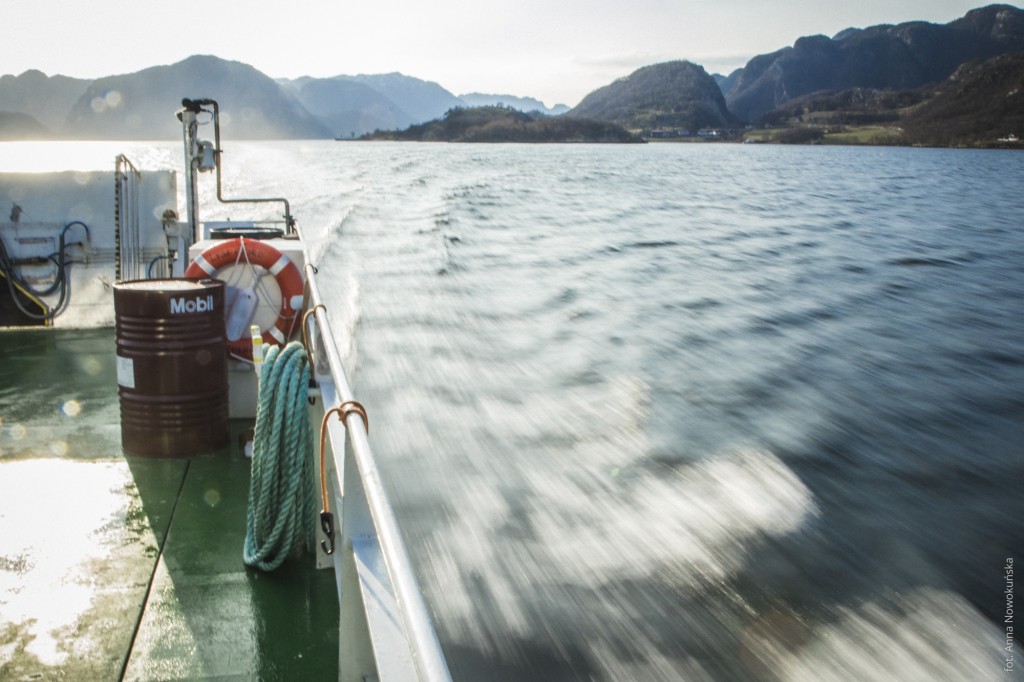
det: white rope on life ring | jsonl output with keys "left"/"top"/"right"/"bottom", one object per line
{"left": 185, "top": 237, "right": 304, "bottom": 359}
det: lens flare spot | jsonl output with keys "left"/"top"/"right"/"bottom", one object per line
{"left": 61, "top": 400, "right": 82, "bottom": 417}
{"left": 203, "top": 489, "right": 221, "bottom": 507}
{"left": 50, "top": 440, "right": 69, "bottom": 456}
{"left": 90, "top": 90, "right": 123, "bottom": 113}
{"left": 10, "top": 423, "right": 26, "bottom": 440}
{"left": 78, "top": 357, "right": 103, "bottom": 376}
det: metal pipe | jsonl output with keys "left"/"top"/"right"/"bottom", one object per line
{"left": 181, "top": 99, "right": 295, "bottom": 234}
{"left": 178, "top": 104, "right": 202, "bottom": 242}
{"left": 304, "top": 260, "right": 452, "bottom": 682}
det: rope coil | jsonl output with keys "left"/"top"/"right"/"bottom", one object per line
{"left": 243, "top": 341, "right": 314, "bottom": 571}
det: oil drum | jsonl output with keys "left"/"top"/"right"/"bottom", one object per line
{"left": 114, "top": 278, "right": 228, "bottom": 457}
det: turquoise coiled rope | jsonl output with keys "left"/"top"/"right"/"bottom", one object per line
{"left": 243, "top": 341, "right": 315, "bottom": 571}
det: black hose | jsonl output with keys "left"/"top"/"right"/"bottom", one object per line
{"left": 0, "top": 234, "right": 50, "bottom": 320}
{"left": 0, "top": 220, "right": 90, "bottom": 321}
{"left": 147, "top": 255, "right": 171, "bottom": 279}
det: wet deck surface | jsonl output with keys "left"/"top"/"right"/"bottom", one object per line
{"left": 0, "top": 329, "right": 338, "bottom": 680}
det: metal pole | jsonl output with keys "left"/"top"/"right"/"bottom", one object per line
{"left": 178, "top": 102, "right": 202, "bottom": 243}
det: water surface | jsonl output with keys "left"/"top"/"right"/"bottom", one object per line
{"left": 300, "top": 143, "right": 1022, "bottom": 681}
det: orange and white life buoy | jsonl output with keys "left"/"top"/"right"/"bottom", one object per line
{"left": 185, "top": 237, "right": 304, "bottom": 359}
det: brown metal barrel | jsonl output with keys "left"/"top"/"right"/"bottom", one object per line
{"left": 114, "top": 278, "right": 229, "bottom": 457}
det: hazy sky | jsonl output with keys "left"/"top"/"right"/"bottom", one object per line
{"left": 3, "top": 0, "right": 1004, "bottom": 106}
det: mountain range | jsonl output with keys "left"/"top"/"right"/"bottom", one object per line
{"left": 0, "top": 57, "right": 572, "bottom": 140}
{"left": 759, "top": 50, "right": 1024, "bottom": 147}
{"left": 1, "top": 4, "right": 1021, "bottom": 141}
{"left": 721, "top": 3, "right": 1024, "bottom": 122}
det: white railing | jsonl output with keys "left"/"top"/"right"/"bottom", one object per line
{"left": 303, "top": 260, "right": 452, "bottom": 682}
{"left": 114, "top": 155, "right": 143, "bottom": 281}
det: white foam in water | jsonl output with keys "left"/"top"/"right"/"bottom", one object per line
{"left": 409, "top": 368, "right": 1005, "bottom": 679}
{"left": 426, "top": 453, "right": 1006, "bottom": 679}
{"left": 533, "top": 447, "right": 816, "bottom": 583}
{"left": 416, "top": 375, "right": 820, "bottom": 667}
{"left": 750, "top": 588, "right": 1005, "bottom": 681}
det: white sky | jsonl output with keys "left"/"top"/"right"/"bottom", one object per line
{"left": 2, "top": 0, "right": 1005, "bottom": 107}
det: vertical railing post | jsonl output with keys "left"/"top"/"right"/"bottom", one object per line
{"left": 114, "top": 155, "right": 142, "bottom": 281}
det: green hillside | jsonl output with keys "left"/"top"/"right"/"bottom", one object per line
{"left": 568, "top": 61, "right": 734, "bottom": 132}
{"left": 363, "top": 106, "right": 643, "bottom": 143}
{"left": 753, "top": 51, "right": 1024, "bottom": 147}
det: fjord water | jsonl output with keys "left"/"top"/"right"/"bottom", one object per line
{"left": 292, "top": 142, "right": 1023, "bottom": 681}
{"left": 9, "top": 141, "right": 1022, "bottom": 680}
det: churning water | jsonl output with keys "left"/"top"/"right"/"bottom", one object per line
{"left": 289, "top": 142, "right": 1024, "bottom": 681}
{"left": 8, "top": 140, "right": 1023, "bottom": 680}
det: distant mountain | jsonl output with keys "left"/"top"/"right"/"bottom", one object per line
{"left": 65, "top": 55, "right": 329, "bottom": 139}
{"left": 334, "top": 73, "right": 463, "bottom": 124}
{"left": 760, "top": 87, "right": 927, "bottom": 128}
{"left": 568, "top": 60, "right": 735, "bottom": 131}
{"left": 5, "top": 5, "right": 1023, "bottom": 142}
{"left": 0, "top": 70, "right": 90, "bottom": 131}
{"left": 459, "top": 93, "right": 569, "bottom": 116}
{"left": 726, "top": 4, "right": 1024, "bottom": 122}
{"left": 757, "top": 50, "right": 1024, "bottom": 147}
{"left": 903, "top": 51, "right": 1024, "bottom": 146}
{"left": 0, "top": 111, "right": 49, "bottom": 140}
{"left": 277, "top": 72, "right": 468, "bottom": 135}
{"left": 364, "top": 105, "right": 642, "bottom": 143}
{"left": 0, "top": 57, "right": 565, "bottom": 140}
{"left": 712, "top": 70, "right": 742, "bottom": 101}
{"left": 285, "top": 77, "right": 410, "bottom": 138}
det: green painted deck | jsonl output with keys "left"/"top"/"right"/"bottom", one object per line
{"left": 0, "top": 328, "right": 338, "bottom": 680}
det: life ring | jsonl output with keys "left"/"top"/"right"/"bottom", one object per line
{"left": 185, "top": 237, "right": 304, "bottom": 359}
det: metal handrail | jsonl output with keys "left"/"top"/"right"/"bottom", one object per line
{"left": 114, "top": 155, "right": 142, "bottom": 280}
{"left": 304, "top": 261, "right": 452, "bottom": 682}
